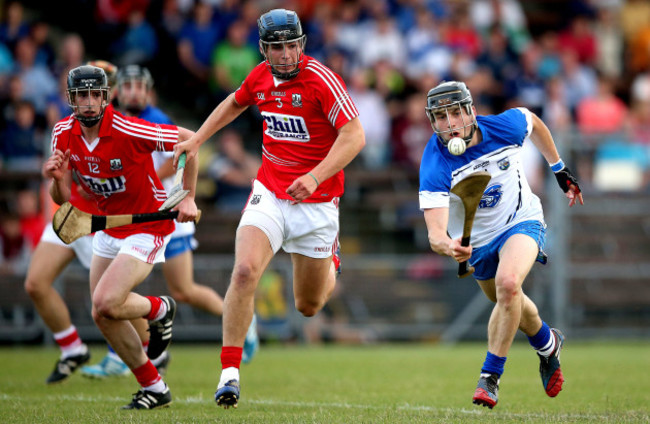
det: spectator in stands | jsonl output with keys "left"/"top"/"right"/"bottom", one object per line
{"left": 211, "top": 20, "right": 260, "bottom": 102}
{"left": 593, "top": 5, "right": 623, "bottom": 79}
{"left": 53, "top": 34, "right": 85, "bottom": 79}
{"left": 177, "top": 1, "right": 220, "bottom": 112}
{"left": 348, "top": 68, "right": 390, "bottom": 169}
{"left": 627, "top": 22, "right": 650, "bottom": 74}
{"left": 111, "top": 9, "right": 158, "bottom": 66}
{"left": 403, "top": 7, "right": 450, "bottom": 80}
{"left": 391, "top": 92, "right": 432, "bottom": 169}
{"left": 0, "top": 1, "right": 30, "bottom": 53}
{"left": 13, "top": 37, "right": 58, "bottom": 115}
{"left": 0, "top": 41, "right": 14, "bottom": 79}
{"left": 469, "top": 0, "right": 530, "bottom": 52}
{"left": 558, "top": 48, "right": 597, "bottom": 114}
{"left": 358, "top": 13, "right": 406, "bottom": 70}
{"left": 208, "top": 129, "right": 261, "bottom": 212}
{"left": 0, "top": 100, "right": 43, "bottom": 172}
{"left": 558, "top": 15, "right": 597, "bottom": 66}
{"left": 576, "top": 75, "right": 627, "bottom": 135}
{"left": 0, "top": 212, "right": 30, "bottom": 275}
{"left": 504, "top": 43, "right": 545, "bottom": 115}
{"left": 16, "top": 188, "right": 45, "bottom": 250}
{"left": 30, "top": 21, "right": 56, "bottom": 69}
{"left": 541, "top": 76, "right": 572, "bottom": 133}
{"left": 444, "top": 7, "right": 482, "bottom": 59}
{"left": 619, "top": 0, "right": 650, "bottom": 44}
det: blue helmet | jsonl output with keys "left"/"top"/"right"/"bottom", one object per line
{"left": 258, "top": 9, "right": 306, "bottom": 79}
{"left": 66, "top": 65, "right": 110, "bottom": 127}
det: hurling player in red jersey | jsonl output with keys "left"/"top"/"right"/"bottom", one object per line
{"left": 24, "top": 62, "right": 119, "bottom": 386}
{"left": 43, "top": 65, "right": 198, "bottom": 410}
{"left": 173, "top": 9, "right": 366, "bottom": 409}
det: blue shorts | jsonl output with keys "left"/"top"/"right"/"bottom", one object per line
{"left": 470, "top": 220, "right": 547, "bottom": 281}
{"left": 164, "top": 235, "right": 197, "bottom": 260}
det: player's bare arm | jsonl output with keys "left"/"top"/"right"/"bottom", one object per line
{"left": 173, "top": 93, "right": 248, "bottom": 167}
{"left": 286, "top": 117, "right": 366, "bottom": 203}
{"left": 423, "top": 207, "right": 472, "bottom": 262}
{"left": 529, "top": 113, "right": 584, "bottom": 207}
{"left": 43, "top": 148, "right": 72, "bottom": 205}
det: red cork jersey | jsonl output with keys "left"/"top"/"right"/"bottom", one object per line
{"left": 51, "top": 105, "right": 178, "bottom": 238}
{"left": 234, "top": 56, "right": 358, "bottom": 202}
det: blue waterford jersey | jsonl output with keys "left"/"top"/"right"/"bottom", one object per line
{"left": 419, "top": 107, "right": 544, "bottom": 247}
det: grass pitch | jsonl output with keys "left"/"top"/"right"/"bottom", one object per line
{"left": 1, "top": 341, "right": 648, "bottom": 423}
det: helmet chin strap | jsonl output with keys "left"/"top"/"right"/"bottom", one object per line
{"left": 78, "top": 113, "right": 103, "bottom": 127}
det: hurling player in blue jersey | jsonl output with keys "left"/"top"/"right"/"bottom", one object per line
{"left": 419, "top": 81, "right": 583, "bottom": 409}
{"left": 81, "top": 65, "right": 258, "bottom": 379}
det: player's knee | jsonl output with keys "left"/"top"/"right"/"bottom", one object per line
{"left": 231, "top": 263, "right": 260, "bottom": 290}
{"left": 93, "top": 297, "right": 119, "bottom": 320}
{"left": 168, "top": 287, "right": 191, "bottom": 304}
{"left": 24, "top": 277, "right": 45, "bottom": 299}
{"left": 295, "top": 299, "right": 323, "bottom": 317}
{"left": 495, "top": 273, "right": 521, "bottom": 306}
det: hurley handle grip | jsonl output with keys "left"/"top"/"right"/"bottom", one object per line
{"left": 457, "top": 236, "right": 474, "bottom": 278}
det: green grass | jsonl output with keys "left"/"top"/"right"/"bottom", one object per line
{"left": 1, "top": 342, "right": 649, "bottom": 423}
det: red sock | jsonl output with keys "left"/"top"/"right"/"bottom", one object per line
{"left": 132, "top": 360, "right": 161, "bottom": 387}
{"left": 221, "top": 346, "right": 243, "bottom": 369}
{"left": 54, "top": 327, "right": 82, "bottom": 350}
{"left": 144, "top": 296, "right": 162, "bottom": 320}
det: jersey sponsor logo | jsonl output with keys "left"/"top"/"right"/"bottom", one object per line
{"left": 314, "top": 246, "right": 331, "bottom": 253}
{"left": 271, "top": 91, "right": 285, "bottom": 97}
{"left": 110, "top": 158, "right": 123, "bottom": 171}
{"left": 473, "top": 160, "right": 489, "bottom": 170}
{"left": 250, "top": 194, "right": 261, "bottom": 205}
{"left": 261, "top": 112, "right": 310, "bottom": 142}
{"left": 479, "top": 184, "right": 503, "bottom": 208}
{"left": 79, "top": 174, "right": 126, "bottom": 198}
{"left": 257, "top": 92, "right": 265, "bottom": 100}
{"left": 292, "top": 93, "right": 302, "bottom": 108}
{"left": 498, "top": 157, "right": 510, "bottom": 170}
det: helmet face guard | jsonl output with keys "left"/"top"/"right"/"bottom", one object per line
{"left": 67, "top": 65, "right": 110, "bottom": 127}
{"left": 258, "top": 9, "right": 306, "bottom": 79}
{"left": 116, "top": 65, "right": 153, "bottom": 115}
{"left": 425, "top": 81, "right": 477, "bottom": 146}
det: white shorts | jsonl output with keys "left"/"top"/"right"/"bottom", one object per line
{"left": 238, "top": 180, "right": 339, "bottom": 258}
{"left": 92, "top": 231, "right": 171, "bottom": 264}
{"left": 39, "top": 223, "right": 94, "bottom": 269}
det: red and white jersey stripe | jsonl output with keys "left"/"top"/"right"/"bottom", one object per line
{"left": 50, "top": 105, "right": 178, "bottom": 238}
{"left": 234, "top": 56, "right": 358, "bottom": 202}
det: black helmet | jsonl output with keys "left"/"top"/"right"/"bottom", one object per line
{"left": 67, "top": 65, "right": 110, "bottom": 127}
{"left": 116, "top": 64, "right": 153, "bottom": 89}
{"left": 258, "top": 9, "right": 306, "bottom": 79}
{"left": 424, "top": 81, "right": 477, "bottom": 146}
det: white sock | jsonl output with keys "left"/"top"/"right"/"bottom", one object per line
{"left": 218, "top": 367, "right": 239, "bottom": 388}
{"left": 144, "top": 380, "right": 167, "bottom": 393}
{"left": 537, "top": 334, "right": 557, "bottom": 358}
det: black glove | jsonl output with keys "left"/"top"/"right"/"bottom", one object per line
{"left": 554, "top": 166, "right": 581, "bottom": 194}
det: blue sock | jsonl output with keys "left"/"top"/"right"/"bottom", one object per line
{"left": 528, "top": 321, "right": 551, "bottom": 351}
{"left": 108, "top": 345, "right": 116, "bottom": 354}
{"left": 481, "top": 351, "right": 506, "bottom": 376}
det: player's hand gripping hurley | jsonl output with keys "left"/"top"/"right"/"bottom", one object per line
{"left": 52, "top": 202, "right": 202, "bottom": 244}
{"left": 450, "top": 171, "right": 491, "bottom": 278}
{"left": 159, "top": 152, "right": 190, "bottom": 211}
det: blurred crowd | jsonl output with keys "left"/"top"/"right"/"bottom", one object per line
{"left": 2, "top": 0, "right": 650, "bottom": 272}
